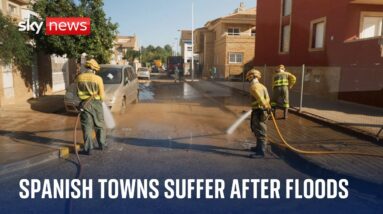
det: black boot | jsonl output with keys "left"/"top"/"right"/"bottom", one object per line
{"left": 283, "top": 108, "right": 288, "bottom": 119}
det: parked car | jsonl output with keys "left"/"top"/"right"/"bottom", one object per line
{"left": 137, "top": 67, "right": 151, "bottom": 80}
{"left": 64, "top": 64, "right": 139, "bottom": 113}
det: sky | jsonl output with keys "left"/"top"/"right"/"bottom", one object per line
{"left": 103, "top": 0, "right": 257, "bottom": 48}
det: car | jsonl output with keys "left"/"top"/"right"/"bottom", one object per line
{"left": 137, "top": 67, "right": 151, "bottom": 80}
{"left": 64, "top": 64, "right": 139, "bottom": 113}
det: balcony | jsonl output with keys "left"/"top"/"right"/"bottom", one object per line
{"left": 221, "top": 32, "right": 255, "bottom": 38}
{"left": 350, "top": 0, "right": 383, "bottom": 5}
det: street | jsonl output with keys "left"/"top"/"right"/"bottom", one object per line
{"left": 0, "top": 74, "right": 382, "bottom": 214}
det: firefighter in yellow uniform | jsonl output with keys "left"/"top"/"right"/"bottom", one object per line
{"left": 75, "top": 59, "right": 106, "bottom": 155}
{"left": 271, "top": 65, "right": 296, "bottom": 119}
{"left": 247, "top": 69, "right": 271, "bottom": 158}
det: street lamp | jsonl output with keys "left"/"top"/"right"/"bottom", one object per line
{"left": 174, "top": 37, "right": 180, "bottom": 56}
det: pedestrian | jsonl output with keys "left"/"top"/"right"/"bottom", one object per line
{"left": 75, "top": 59, "right": 106, "bottom": 155}
{"left": 246, "top": 69, "right": 271, "bottom": 158}
{"left": 174, "top": 64, "right": 180, "bottom": 83}
{"left": 179, "top": 64, "right": 184, "bottom": 82}
{"left": 210, "top": 66, "right": 217, "bottom": 80}
{"left": 270, "top": 65, "right": 296, "bottom": 119}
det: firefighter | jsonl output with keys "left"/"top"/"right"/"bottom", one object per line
{"left": 247, "top": 69, "right": 271, "bottom": 158}
{"left": 270, "top": 65, "right": 296, "bottom": 119}
{"left": 75, "top": 59, "right": 106, "bottom": 155}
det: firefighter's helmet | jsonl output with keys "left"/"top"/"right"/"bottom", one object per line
{"left": 85, "top": 59, "right": 100, "bottom": 72}
{"left": 246, "top": 69, "right": 262, "bottom": 81}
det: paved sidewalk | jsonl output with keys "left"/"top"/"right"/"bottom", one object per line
{"left": 215, "top": 80, "right": 383, "bottom": 140}
{"left": 207, "top": 80, "right": 383, "bottom": 192}
{"left": 0, "top": 95, "right": 78, "bottom": 177}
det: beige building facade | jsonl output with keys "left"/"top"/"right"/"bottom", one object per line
{"left": 111, "top": 35, "right": 139, "bottom": 65}
{"left": 194, "top": 4, "right": 256, "bottom": 79}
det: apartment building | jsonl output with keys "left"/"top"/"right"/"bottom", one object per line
{"left": 254, "top": 0, "right": 383, "bottom": 107}
{"left": 194, "top": 3, "right": 256, "bottom": 79}
{"left": 111, "top": 35, "right": 139, "bottom": 65}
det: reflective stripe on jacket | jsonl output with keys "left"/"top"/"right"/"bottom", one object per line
{"left": 250, "top": 80, "right": 270, "bottom": 109}
{"left": 75, "top": 71, "right": 105, "bottom": 101}
{"left": 272, "top": 72, "right": 296, "bottom": 88}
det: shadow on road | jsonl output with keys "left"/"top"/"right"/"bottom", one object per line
{"left": 110, "top": 135, "right": 252, "bottom": 159}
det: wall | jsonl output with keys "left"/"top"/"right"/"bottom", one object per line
{"left": 254, "top": 0, "right": 383, "bottom": 107}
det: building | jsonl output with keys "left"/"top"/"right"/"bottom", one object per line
{"left": 179, "top": 30, "right": 193, "bottom": 63}
{"left": 194, "top": 3, "right": 256, "bottom": 79}
{"left": 0, "top": 0, "right": 77, "bottom": 107}
{"left": 111, "top": 35, "right": 139, "bottom": 65}
{"left": 179, "top": 30, "right": 198, "bottom": 74}
{"left": 254, "top": 0, "right": 383, "bottom": 107}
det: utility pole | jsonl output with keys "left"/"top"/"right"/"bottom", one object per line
{"left": 191, "top": 2, "right": 195, "bottom": 81}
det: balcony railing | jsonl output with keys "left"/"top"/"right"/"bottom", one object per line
{"left": 221, "top": 32, "right": 255, "bottom": 37}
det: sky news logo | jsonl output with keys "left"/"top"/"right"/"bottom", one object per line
{"left": 18, "top": 17, "right": 91, "bottom": 35}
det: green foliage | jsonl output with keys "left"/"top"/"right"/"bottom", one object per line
{"left": 0, "top": 12, "right": 32, "bottom": 66}
{"left": 124, "top": 49, "right": 140, "bottom": 63}
{"left": 32, "top": 0, "right": 118, "bottom": 63}
{"left": 140, "top": 45, "right": 173, "bottom": 65}
{"left": 32, "top": 0, "right": 82, "bottom": 58}
{"left": 79, "top": 0, "right": 118, "bottom": 63}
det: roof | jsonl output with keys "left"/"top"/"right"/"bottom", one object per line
{"left": 180, "top": 30, "right": 192, "bottom": 41}
{"left": 115, "top": 36, "right": 137, "bottom": 49}
{"left": 204, "top": 7, "right": 256, "bottom": 29}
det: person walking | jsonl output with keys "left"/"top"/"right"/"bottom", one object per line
{"left": 75, "top": 59, "right": 106, "bottom": 155}
{"left": 174, "top": 64, "right": 180, "bottom": 83}
{"left": 270, "top": 65, "right": 296, "bottom": 119}
{"left": 246, "top": 69, "right": 271, "bottom": 158}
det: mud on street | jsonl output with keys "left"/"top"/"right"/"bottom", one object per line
{"left": 0, "top": 74, "right": 382, "bottom": 213}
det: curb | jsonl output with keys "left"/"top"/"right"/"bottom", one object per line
{"left": 0, "top": 149, "right": 59, "bottom": 177}
{"left": 0, "top": 144, "right": 79, "bottom": 178}
{"left": 289, "top": 108, "right": 383, "bottom": 145}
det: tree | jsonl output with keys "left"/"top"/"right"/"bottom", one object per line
{"left": 124, "top": 49, "right": 140, "bottom": 63}
{"left": 0, "top": 12, "right": 32, "bottom": 66}
{"left": 140, "top": 44, "right": 173, "bottom": 65}
{"left": 32, "top": 0, "right": 118, "bottom": 63}
{"left": 79, "top": 0, "right": 118, "bottom": 63}
{"left": 32, "top": 0, "right": 82, "bottom": 59}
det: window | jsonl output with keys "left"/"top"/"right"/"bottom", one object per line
{"left": 310, "top": 17, "right": 326, "bottom": 50}
{"left": 228, "top": 53, "right": 243, "bottom": 64}
{"left": 282, "top": 0, "right": 292, "bottom": 16}
{"left": 7, "top": 3, "right": 18, "bottom": 16}
{"left": 228, "top": 28, "right": 240, "bottom": 36}
{"left": 360, "top": 12, "right": 383, "bottom": 39}
{"left": 280, "top": 25, "right": 290, "bottom": 53}
{"left": 187, "top": 46, "right": 192, "bottom": 51}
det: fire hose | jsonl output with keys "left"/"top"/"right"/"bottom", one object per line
{"left": 228, "top": 110, "right": 383, "bottom": 158}
{"left": 268, "top": 111, "right": 383, "bottom": 158}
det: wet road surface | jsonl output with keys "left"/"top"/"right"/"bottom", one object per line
{"left": 1, "top": 75, "right": 382, "bottom": 214}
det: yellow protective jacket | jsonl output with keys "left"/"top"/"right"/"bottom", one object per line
{"left": 272, "top": 72, "right": 296, "bottom": 88}
{"left": 75, "top": 70, "right": 105, "bottom": 101}
{"left": 250, "top": 79, "right": 270, "bottom": 109}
